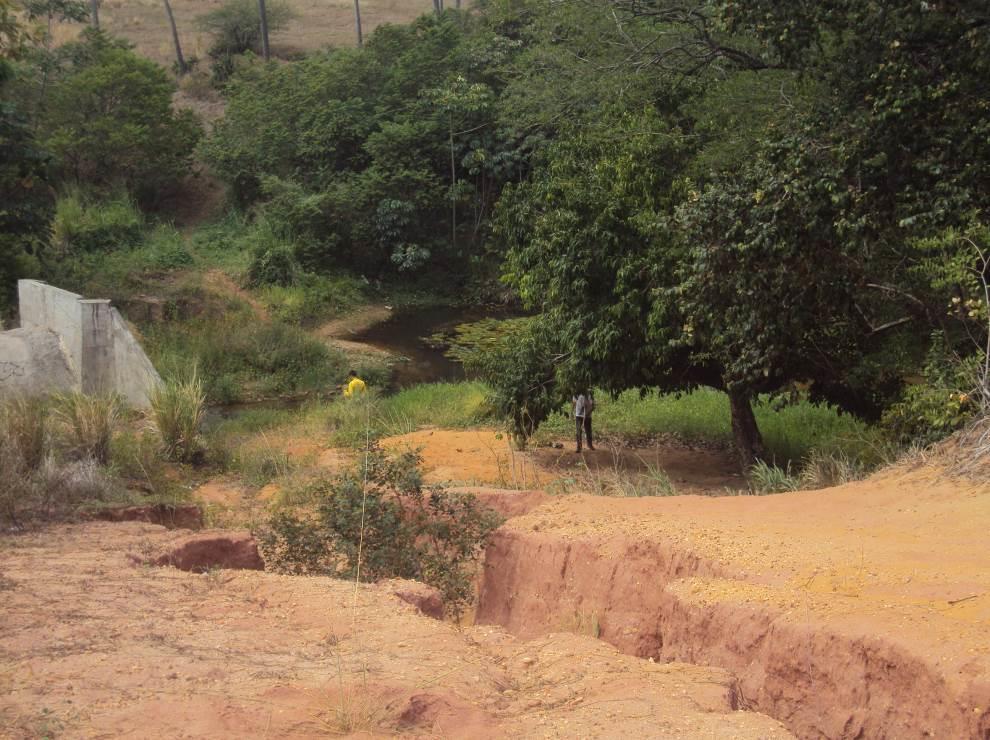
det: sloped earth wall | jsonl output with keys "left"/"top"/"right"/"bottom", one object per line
{"left": 475, "top": 490, "right": 990, "bottom": 739}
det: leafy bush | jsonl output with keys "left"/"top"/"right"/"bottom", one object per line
{"left": 259, "top": 448, "right": 503, "bottom": 615}
{"left": 149, "top": 372, "right": 206, "bottom": 463}
{"left": 882, "top": 350, "right": 979, "bottom": 447}
{"left": 52, "top": 393, "right": 121, "bottom": 464}
{"left": 42, "top": 33, "right": 201, "bottom": 202}
{"left": 52, "top": 190, "right": 143, "bottom": 253}
{"left": 143, "top": 225, "right": 194, "bottom": 269}
{"left": 262, "top": 273, "right": 366, "bottom": 325}
{"left": 246, "top": 242, "right": 300, "bottom": 287}
{"left": 197, "top": 0, "right": 294, "bottom": 83}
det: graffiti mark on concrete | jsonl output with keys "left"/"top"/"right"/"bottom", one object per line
{"left": 0, "top": 362, "right": 27, "bottom": 383}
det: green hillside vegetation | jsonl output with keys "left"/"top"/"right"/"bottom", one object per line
{"left": 2, "top": 0, "right": 989, "bottom": 508}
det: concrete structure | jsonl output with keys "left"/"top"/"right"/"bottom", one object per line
{"left": 0, "top": 280, "right": 161, "bottom": 406}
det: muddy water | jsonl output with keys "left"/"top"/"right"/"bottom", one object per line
{"left": 351, "top": 305, "right": 515, "bottom": 390}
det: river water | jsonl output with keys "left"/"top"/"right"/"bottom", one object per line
{"left": 350, "top": 304, "right": 514, "bottom": 390}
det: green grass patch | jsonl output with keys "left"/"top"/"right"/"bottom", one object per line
{"left": 146, "top": 313, "right": 348, "bottom": 404}
{"left": 534, "top": 388, "right": 881, "bottom": 467}
{"left": 260, "top": 273, "right": 367, "bottom": 326}
{"left": 318, "top": 382, "right": 491, "bottom": 447}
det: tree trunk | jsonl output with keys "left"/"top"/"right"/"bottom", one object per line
{"left": 162, "top": 0, "right": 187, "bottom": 75}
{"left": 449, "top": 116, "right": 457, "bottom": 254}
{"left": 89, "top": 0, "right": 100, "bottom": 29}
{"left": 728, "top": 387, "right": 766, "bottom": 471}
{"left": 353, "top": 0, "right": 362, "bottom": 48}
{"left": 455, "top": 0, "right": 461, "bottom": 7}
{"left": 258, "top": 0, "right": 270, "bottom": 61}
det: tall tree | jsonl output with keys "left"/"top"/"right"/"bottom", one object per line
{"left": 162, "top": 0, "right": 187, "bottom": 75}
{"left": 257, "top": 0, "right": 269, "bottom": 61}
{"left": 353, "top": 0, "right": 362, "bottom": 48}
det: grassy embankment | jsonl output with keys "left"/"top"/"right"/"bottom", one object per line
{"left": 48, "top": 197, "right": 390, "bottom": 404}
{"left": 204, "top": 381, "right": 885, "bottom": 498}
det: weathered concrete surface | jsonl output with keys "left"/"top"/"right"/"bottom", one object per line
{"left": 111, "top": 308, "right": 162, "bottom": 407}
{"left": 1, "top": 280, "right": 161, "bottom": 407}
{"left": 0, "top": 328, "right": 74, "bottom": 396}
{"left": 17, "top": 280, "right": 83, "bottom": 382}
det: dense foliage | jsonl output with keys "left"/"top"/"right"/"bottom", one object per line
{"left": 201, "top": 11, "right": 531, "bottom": 281}
{"left": 2, "top": 0, "right": 988, "bottom": 460}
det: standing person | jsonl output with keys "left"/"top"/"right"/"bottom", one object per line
{"left": 573, "top": 390, "right": 595, "bottom": 452}
{"left": 343, "top": 369, "right": 366, "bottom": 398}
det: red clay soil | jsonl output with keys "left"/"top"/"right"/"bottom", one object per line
{"left": 476, "top": 466, "right": 990, "bottom": 739}
{"left": 0, "top": 523, "right": 791, "bottom": 739}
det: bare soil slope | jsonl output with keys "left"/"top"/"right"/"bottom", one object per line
{"left": 0, "top": 522, "right": 790, "bottom": 738}
{"left": 476, "top": 466, "right": 990, "bottom": 738}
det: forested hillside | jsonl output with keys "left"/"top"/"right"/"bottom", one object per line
{"left": 2, "top": 0, "right": 989, "bottom": 465}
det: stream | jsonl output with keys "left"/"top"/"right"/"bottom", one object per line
{"left": 350, "top": 304, "right": 514, "bottom": 390}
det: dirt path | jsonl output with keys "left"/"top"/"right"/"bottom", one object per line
{"left": 0, "top": 523, "right": 790, "bottom": 739}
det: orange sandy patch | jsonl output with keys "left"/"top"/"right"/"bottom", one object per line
{"left": 381, "top": 429, "right": 550, "bottom": 488}
{"left": 380, "top": 428, "right": 742, "bottom": 494}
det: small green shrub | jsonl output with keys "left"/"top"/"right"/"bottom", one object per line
{"left": 52, "top": 191, "right": 143, "bottom": 254}
{"left": 749, "top": 460, "right": 799, "bottom": 494}
{"left": 197, "top": 0, "right": 294, "bottom": 82}
{"left": 246, "top": 242, "right": 300, "bottom": 287}
{"left": 150, "top": 372, "right": 206, "bottom": 463}
{"left": 262, "top": 273, "right": 367, "bottom": 325}
{"left": 52, "top": 393, "right": 121, "bottom": 465}
{"left": 144, "top": 225, "right": 194, "bottom": 269}
{"left": 798, "top": 449, "right": 867, "bottom": 490}
{"left": 881, "top": 356, "right": 979, "bottom": 447}
{"left": 259, "top": 448, "right": 503, "bottom": 616}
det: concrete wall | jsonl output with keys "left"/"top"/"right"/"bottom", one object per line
{"left": 111, "top": 308, "right": 162, "bottom": 407}
{"left": 18, "top": 280, "right": 83, "bottom": 384}
{"left": 0, "top": 328, "right": 75, "bottom": 397}
{"left": 0, "top": 280, "right": 161, "bottom": 407}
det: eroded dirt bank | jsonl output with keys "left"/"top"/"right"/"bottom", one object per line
{"left": 0, "top": 522, "right": 791, "bottom": 738}
{"left": 476, "top": 468, "right": 990, "bottom": 739}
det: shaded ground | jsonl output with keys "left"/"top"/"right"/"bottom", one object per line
{"left": 0, "top": 522, "right": 791, "bottom": 739}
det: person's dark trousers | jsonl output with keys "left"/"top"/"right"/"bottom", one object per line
{"left": 576, "top": 415, "right": 594, "bottom": 451}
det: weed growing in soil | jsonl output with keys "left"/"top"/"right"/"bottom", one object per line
{"left": 749, "top": 460, "right": 800, "bottom": 494}
{"left": 52, "top": 393, "right": 121, "bottom": 465}
{"left": 259, "top": 447, "right": 503, "bottom": 616}
{"left": 150, "top": 371, "right": 206, "bottom": 463}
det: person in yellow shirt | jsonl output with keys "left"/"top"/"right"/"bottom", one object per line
{"left": 343, "top": 369, "right": 366, "bottom": 398}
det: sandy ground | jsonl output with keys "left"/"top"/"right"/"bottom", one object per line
{"left": 476, "top": 464, "right": 990, "bottom": 737}
{"left": 53, "top": 0, "right": 434, "bottom": 68}
{"left": 381, "top": 428, "right": 744, "bottom": 494}
{"left": 0, "top": 522, "right": 791, "bottom": 739}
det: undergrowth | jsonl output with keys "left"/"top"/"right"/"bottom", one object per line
{"left": 258, "top": 447, "right": 502, "bottom": 616}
